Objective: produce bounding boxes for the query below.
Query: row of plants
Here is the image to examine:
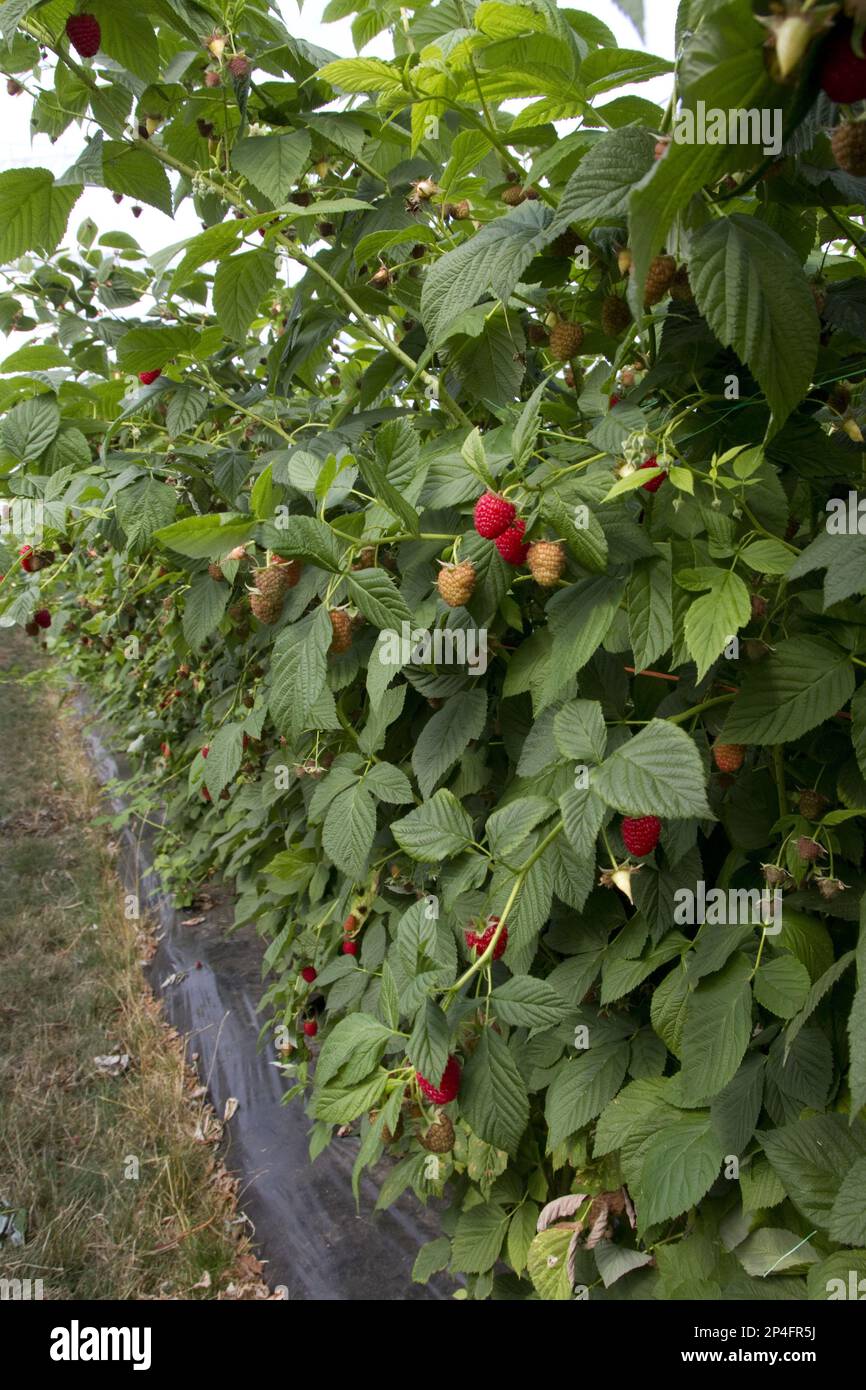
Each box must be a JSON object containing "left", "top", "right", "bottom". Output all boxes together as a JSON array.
[{"left": 2, "top": 0, "right": 866, "bottom": 1299}]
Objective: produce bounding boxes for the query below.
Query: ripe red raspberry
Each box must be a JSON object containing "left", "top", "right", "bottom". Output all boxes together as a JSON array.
[
  {"left": 138, "top": 369, "right": 161, "bottom": 385},
  {"left": 201, "top": 786, "right": 211, "bottom": 802},
  {"left": 19, "top": 545, "right": 37, "bottom": 573},
  {"left": 621, "top": 815, "right": 661, "bottom": 857},
  {"left": 818, "top": 21, "right": 866, "bottom": 103},
  {"left": 465, "top": 916, "right": 508, "bottom": 960},
  {"left": 34, "top": 609, "right": 51, "bottom": 629},
  {"left": 416, "top": 1055, "right": 461, "bottom": 1104},
  {"left": 343, "top": 940, "right": 358, "bottom": 955},
  {"left": 639, "top": 456, "right": 667, "bottom": 493},
  {"left": 343, "top": 913, "right": 359, "bottom": 934},
  {"left": 201, "top": 745, "right": 209, "bottom": 758},
  {"left": 303, "top": 1019, "right": 318, "bottom": 1038},
  {"left": 160, "top": 742, "right": 171, "bottom": 759},
  {"left": 300, "top": 966, "right": 317, "bottom": 984},
  {"left": 609, "top": 394, "right": 621, "bottom": 409},
  {"left": 494, "top": 518, "right": 529, "bottom": 565},
  {"left": 473, "top": 492, "right": 516, "bottom": 539},
  {"left": 712, "top": 743, "right": 746, "bottom": 773},
  {"left": 66, "top": 13, "right": 101, "bottom": 58}
]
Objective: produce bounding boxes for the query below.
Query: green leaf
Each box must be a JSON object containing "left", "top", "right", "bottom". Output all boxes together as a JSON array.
[
  {"left": 182, "top": 574, "right": 229, "bottom": 650},
  {"left": 627, "top": 548, "right": 673, "bottom": 672},
  {"left": 213, "top": 250, "right": 276, "bottom": 341},
  {"left": 230, "top": 131, "right": 312, "bottom": 205},
  {"left": 593, "top": 719, "right": 710, "bottom": 819},
  {"left": 1, "top": 394, "right": 59, "bottom": 461},
  {"left": 761, "top": 1115, "right": 866, "bottom": 1229},
  {"left": 116, "top": 324, "right": 201, "bottom": 373},
  {"left": 628, "top": 6, "right": 780, "bottom": 306},
  {"left": 451, "top": 1202, "right": 509, "bottom": 1274},
  {"left": 102, "top": 142, "right": 172, "bottom": 214},
  {"left": 461, "top": 1028, "right": 530, "bottom": 1156},
  {"left": 491, "top": 976, "right": 565, "bottom": 1031},
  {"left": 486, "top": 796, "right": 553, "bottom": 859},
  {"left": 542, "top": 491, "right": 608, "bottom": 574},
  {"left": 850, "top": 897, "right": 866, "bottom": 1119},
  {"left": 201, "top": 724, "right": 243, "bottom": 797},
  {"left": 322, "top": 782, "right": 376, "bottom": 878},
  {"left": 316, "top": 1013, "right": 393, "bottom": 1087},
  {"left": 407, "top": 1000, "right": 450, "bottom": 1084},
  {"left": 393, "top": 789, "right": 475, "bottom": 862},
  {"left": 754, "top": 956, "right": 811, "bottom": 1020},
  {"left": 364, "top": 761, "right": 414, "bottom": 804},
  {"left": 412, "top": 690, "right": 487, "bottom": 800},
  {"left": 827, "top": 1156, "right": 866, "bottom": 1246},
  {"left": 115, "top": 477, "right": 177, "bottom": 547},
  {"left": 689, "top": 215, "right": 819, "bottom": 434},
  {"left": 547, "top": 126, "right": 657, "bottom": 233},
  {"left": 412, "top": 1236, "right": 451, "bottom": 1284},
  {"left": 553, "top": 699, "right": 607, "bottom": 764},
  {"left": 677, "top": 954, "right": 753, "bottom": 1105},
  {"left": 720, "top": 637, "right": 856, "bottom": 746},
  {"left": 545, "top": 1043, "right": 630, "bottom": 1150},
  {"left": 166, "top": 386, "right": 208, "bottom": 438},
  {"left": 735, "top": 1227, "right": 818, "bottom": 1278},
  {"left": 539, "top": 576, "right": 626, "bottom": 709},
  {"left": 89, "top": 0, "right": 159, "bottom": 81},
  {"left": 635, "top": 1115, "right": 724, "bottom": 1231},
  {"left": 154, "top": 512, "right": 255, "bottom": 560},
  {"left": 739, "top": 539, "right": 796, "bottom": 576},
  {"left": 272, "top": 515, "right": 342, "bottom": 571},
  {"left": 421, "top": 200, "right": 553, "bottom": 345},
  {"left": 681, "top": 567, "right": 751, "bottom": 681},
  {"left": 345, "top": 567, "right": 411, "bottom": 629},
  {"left": 506, "top": 1202, "right": 539, "bottom": 1276},
  {"left": 0, "top": 342, "right": 70, "bottom": 372},
  {"left": 0, "top": 168, "right": 80, "bottom": 261}
]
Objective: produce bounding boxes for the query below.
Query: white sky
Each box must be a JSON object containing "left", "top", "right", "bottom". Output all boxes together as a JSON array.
[{"left": 1, "top": 1, "right": 678, "bottom": 255}]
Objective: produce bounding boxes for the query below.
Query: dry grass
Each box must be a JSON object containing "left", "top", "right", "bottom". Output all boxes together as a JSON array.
[{"left": 0, "top": 632, "right": 271, "bottom": 1300}]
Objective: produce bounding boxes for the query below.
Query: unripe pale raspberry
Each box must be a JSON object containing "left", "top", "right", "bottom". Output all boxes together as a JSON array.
[
  {"left": 329, "top": 609, "right": 353, "bottom": 653},
  {"left": 527, "top": 541, "right": 565, "bottom": 588},
  {"left": 549, "top": 320, "right": 585, "bottom": 361},
  {"left": 419, "top": 1113, "right": 455, "bottom": 1152},
  {"left": 437, "top": 560, "right": 476, "bottom": 607},
  {"left": 831, "top": 121, "right": 866, "bottom": 176},
  {"left": 601, "top": 296, "right": 632, "bottom": 337},
  {"left": 643, "top": 255, "right": 677, "bottom": 307},
  {"left": 712, "top": 743, "right": 746, "bottom": 773}
]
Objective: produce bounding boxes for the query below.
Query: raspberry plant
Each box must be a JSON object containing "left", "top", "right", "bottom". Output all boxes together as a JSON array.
[{"left": 2, "top": 0, "right": 866, "bottom": 1301}]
